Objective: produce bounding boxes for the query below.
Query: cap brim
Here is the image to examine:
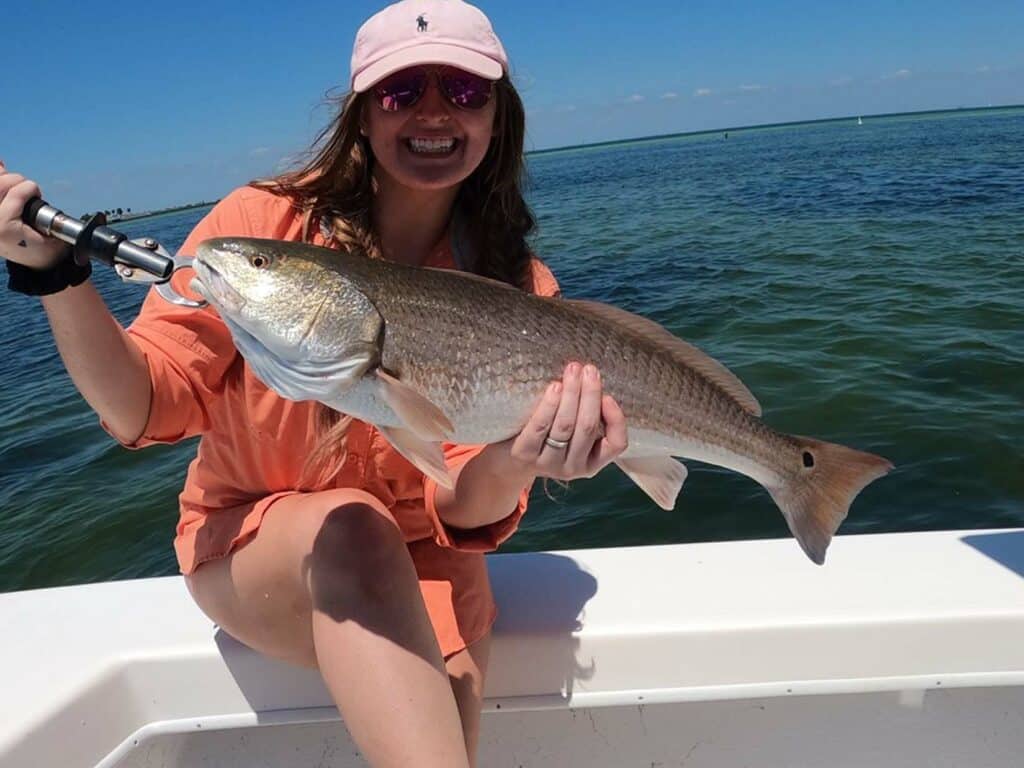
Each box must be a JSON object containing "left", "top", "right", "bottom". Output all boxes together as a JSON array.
[{"left": 352, "top": 43, "right": 503, "bottom": 92}]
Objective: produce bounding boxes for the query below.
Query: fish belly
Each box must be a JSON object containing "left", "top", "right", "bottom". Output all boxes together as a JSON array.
[{"left": 327, "top": 373, "right": 540, "bottom": 444}]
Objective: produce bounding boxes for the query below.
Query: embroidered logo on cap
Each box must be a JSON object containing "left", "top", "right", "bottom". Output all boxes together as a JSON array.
[{"left": 416, "top": 14, "right": 428, "bottom": 32}]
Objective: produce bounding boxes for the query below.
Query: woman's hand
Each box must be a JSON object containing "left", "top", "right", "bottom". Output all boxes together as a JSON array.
[
  {"left": 507, "top": 362, "right": 628, "bottom": 481},
  {"left": 432, "top": 362, "right": 628, "bottom": 533},
  {"left": 0, "top": 161, "right": 69, "bottom": 269}
]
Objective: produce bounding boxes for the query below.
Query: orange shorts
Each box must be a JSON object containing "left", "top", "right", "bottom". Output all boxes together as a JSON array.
[{"left": 180, "top": 489, "right": 496, "bottom": 659}]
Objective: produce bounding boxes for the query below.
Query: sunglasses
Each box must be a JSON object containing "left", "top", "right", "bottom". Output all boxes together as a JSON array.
[{"left": 373, "top": 66, "right": 495, "bottom": 112}]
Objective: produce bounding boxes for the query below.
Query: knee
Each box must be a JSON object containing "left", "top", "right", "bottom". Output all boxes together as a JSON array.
[
  {"left": 317, "top": 498, "right": 403, "bottom": 561},
  {"left": 303, "top": 492, "right": 409, "bottom": 606}
]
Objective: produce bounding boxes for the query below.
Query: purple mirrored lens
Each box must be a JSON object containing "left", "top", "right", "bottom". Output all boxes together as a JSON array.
[
  {"left": 440, "top": 69, "right": 493, "bottom": 110},
  {"left": 373, "top": 67, "right": 493, "bottom": 112},
  {"left": 375, "top": 70, "right": 427, "bottom": 111}
]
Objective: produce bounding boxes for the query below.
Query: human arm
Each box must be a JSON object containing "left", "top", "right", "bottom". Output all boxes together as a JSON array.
[
  {"left": 1, "top": 168, "right": 258, "bottom": 447},
  {"left": 41, "top": 283, "right": 153, "bottom": 443},
  {"left": 0, "top": 164, "right": 151, "bottom": 442}
]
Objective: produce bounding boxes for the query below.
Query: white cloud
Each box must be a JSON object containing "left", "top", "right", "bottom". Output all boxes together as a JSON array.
[
  {"left": 660, "top": 91, "right": 679, "bottom": 100},
  {"left": 884, "top": 68, "right": 912, "bottom": 80},
  {"left": 626, "top": 94, "right": 645, "bottom": 103},
  {"left": 694, "top": 88, "right": 713, "bottom": 97},
  {"left": 977, "top": 65, "right": 991, "bottom": 73},
  {"left": 738, "top": 84, "right": 763, "bottom": 92}
]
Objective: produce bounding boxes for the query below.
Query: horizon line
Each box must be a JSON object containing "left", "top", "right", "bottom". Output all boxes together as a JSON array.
[{"left": 526, "top": 102, "right": 1024, "bottom": 156}]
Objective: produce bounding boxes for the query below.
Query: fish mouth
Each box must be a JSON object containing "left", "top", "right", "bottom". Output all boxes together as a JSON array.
[{"left": 191, "top": 259, "right": 247, "bottom": 314}]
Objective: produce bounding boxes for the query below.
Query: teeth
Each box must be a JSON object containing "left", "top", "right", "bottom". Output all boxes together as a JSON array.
[{"left": 408, "top": 137, "right": 456, "bottom": 154}]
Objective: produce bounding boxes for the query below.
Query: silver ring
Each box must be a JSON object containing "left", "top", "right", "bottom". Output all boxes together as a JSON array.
[{"left": 544, "top": 436, "right": 570, "bottom": 450}]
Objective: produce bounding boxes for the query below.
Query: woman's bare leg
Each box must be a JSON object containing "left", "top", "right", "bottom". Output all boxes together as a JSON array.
[
  {"left": 185, "top": 490, "right": 470, "bottom": 768},
  {"left": 446, "top": 632, "right": 491, "bottom": 767}
]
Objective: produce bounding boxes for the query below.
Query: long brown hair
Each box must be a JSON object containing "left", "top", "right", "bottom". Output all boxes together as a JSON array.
[{"left": 253, "top": 76, "right": 535, "bottom": 487}]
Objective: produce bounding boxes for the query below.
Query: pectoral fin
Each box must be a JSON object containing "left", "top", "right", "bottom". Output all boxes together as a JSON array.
[
  {"left": 379, "top": 426, "right": 454, "bottom": 490},
  {"left": 615, "top": 456, "right": 688, "bottom": 511},
  {"left": 376, "top": 369, "right": 454, "bottom": 442}
]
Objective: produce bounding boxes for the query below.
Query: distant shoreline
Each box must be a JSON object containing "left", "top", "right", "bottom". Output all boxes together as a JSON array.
[
  {"left": 106, "top": 200, "right": 218, "bottom": 225},
  {"left": 526, "top": 103, "right": 1024, "bottom": 157}
]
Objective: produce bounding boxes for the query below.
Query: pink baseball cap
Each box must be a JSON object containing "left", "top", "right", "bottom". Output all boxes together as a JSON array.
[{"left": 350, "top": 0, "right": 508, "bottom": 93}]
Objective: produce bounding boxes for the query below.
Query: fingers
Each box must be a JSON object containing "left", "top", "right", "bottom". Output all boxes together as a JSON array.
[
  {"left": 539, "top": 362, "right": 581, "bottom": 468},
  {"left": 0, "top": 174, "right": 40, "bottom": 218},
  {"left": 548, "top": 363, "right": 581, "bottom": 443},
  {"left": 509, "top": 362, "right": 629, "bottom": 481},
  {"left": 0, "top": 160, "right": 43, "bottom": 225},
  {"left": 508, "top": 363, "right": 583, "bottom": 471},
  {"left": 0, "top": 169, "right": 64, "bottom": 265},
  {"left": 508, "top": 380, "right": 562, "bottom": 464},
  {"left": 0, "top": 169, "right": 28, "bottom": 202},
  {"left": 0, "top": 160, "right": 25, "bottom": 196},
  {"left": 565, "top": 364, "right": 603, "bottom": 471},
  {"left": 586, "top": 395, "right": 629, "bottom": 471},
  {"left": 0, "top": 178, "right": 46, "bottom": 249}
]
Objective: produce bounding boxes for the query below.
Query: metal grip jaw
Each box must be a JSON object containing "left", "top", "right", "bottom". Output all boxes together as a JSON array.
[{"left": 21, "top": 197, "right": 207, "bottom": 308}]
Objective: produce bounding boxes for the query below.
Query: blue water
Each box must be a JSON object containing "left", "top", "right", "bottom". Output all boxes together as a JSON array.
[{"left": 2, "top": 107, "right": 1022, "bottom": 590}]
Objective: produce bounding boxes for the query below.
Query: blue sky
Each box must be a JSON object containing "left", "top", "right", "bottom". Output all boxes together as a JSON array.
[{"left": 2, "top": 0, "right": 1020, "bottom": 215}]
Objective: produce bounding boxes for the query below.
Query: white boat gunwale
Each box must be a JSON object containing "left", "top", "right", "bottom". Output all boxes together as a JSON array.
[{"left": 3, "top": 527, "right": 1023, "bottom": 767}]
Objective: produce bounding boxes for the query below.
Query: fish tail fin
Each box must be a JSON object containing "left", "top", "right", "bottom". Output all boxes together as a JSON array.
[{"left": 768, "top": 437, "right": 893, "bottom": 565}]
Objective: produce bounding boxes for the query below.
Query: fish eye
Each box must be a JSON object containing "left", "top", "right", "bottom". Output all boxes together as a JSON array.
[{"left": 249, "top": 253, "right": 272, "bottom": 269}]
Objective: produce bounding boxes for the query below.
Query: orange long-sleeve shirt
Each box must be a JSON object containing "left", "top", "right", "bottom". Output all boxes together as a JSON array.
[{"left": 108, "top": 186, "right": 560, "bottom": 574}]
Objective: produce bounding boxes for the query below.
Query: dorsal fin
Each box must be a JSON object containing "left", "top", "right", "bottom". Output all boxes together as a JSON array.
[{"left": 564, "top": 299, "right": 762, "bottom": 417}]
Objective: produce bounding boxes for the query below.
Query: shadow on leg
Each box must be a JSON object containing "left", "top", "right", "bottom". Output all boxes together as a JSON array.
[{"left": 447, "top": 631, "right": 492, "bottom": 767}]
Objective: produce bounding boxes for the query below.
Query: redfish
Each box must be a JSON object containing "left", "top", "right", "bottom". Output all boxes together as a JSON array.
[{"left": 191, "top": 237, "right": 892, "bottom": 564}]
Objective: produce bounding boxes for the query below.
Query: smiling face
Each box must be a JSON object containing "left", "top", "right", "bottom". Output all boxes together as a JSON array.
[{"left": 362, "top": 67, "right": 498, "bottom": 191}]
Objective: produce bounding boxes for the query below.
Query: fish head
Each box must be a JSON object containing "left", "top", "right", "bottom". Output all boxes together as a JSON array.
[{"left": 190, "top": 237, "right": 383, "bottom": 398}]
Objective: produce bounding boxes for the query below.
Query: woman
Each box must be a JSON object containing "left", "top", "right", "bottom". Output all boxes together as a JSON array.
[{"left": 0, "top": 1, "right": 627, "bottom": 765}]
